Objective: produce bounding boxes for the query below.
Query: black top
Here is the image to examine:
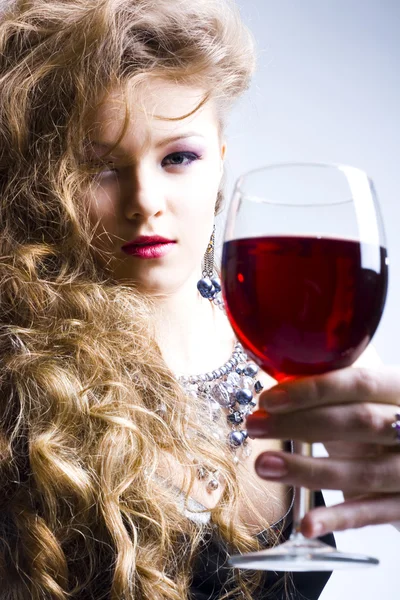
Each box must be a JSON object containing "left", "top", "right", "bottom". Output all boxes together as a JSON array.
[{"left": 190, "top": 491, "right": 334, "bottom": 600}]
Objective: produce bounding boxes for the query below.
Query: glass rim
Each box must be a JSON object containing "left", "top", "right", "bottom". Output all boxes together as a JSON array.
[{"left": 235, "top": 161, "right": 374, "bottom": 207}]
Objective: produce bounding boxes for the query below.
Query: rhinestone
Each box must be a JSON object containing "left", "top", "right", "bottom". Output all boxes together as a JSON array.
[
  {"left": 197, "top": 466, "right": 208, "bottom": 480},
  {"left": 228, "top": 412, "right": 244, "bottom": 425},
  {"left": 239, "top": 405, "right": 254, "bottom": 416},
  {"left": 207, "top": 479, "right": 220, "bottom": 492},
  {"left": 227, "top": 372, "right": 241, "bottom": 387},
  {"left": 242, "top": 443, "right": 252, "bottom": 458},
  {"left": 224, "top": 383, "right": 234, "bottom": 396},
  {"left": 235, "top": 389, "right": 253, "bottom": 405},
  {"left": 235, "top": 364, "right": 245, "bottom": 375},
  {"left": 205, "top": 372, "right": 214, "bottom": 381},
  {"left": 229, "top": 431, "right": 246, "bottom": 447},
  {"left": 241, "top": 376, "right": 254, "bottom": 389},
  {"left": 220, "top": 366, "right": 228, "bottom": 376},
  {"left": 245, "top": 363, "right": 259, "bottom": 377},
  {"left": 211, "top": 382, "right": 232, "bottom": 408},
  {"left": 254, "top": 380, "right": 264, "bottom": 394}
]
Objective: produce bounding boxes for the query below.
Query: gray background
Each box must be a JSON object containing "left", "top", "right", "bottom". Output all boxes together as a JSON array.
[
  {"left": 219, "top": 0, "right": 399, "bottom": 365},
  {"left": 219, "top": 2, "right": 400, "bottom": 598}
]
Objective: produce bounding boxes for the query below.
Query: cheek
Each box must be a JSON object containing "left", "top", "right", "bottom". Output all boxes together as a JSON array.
[
  {"left": 177, "top": 161, "right": 221, "bottom": 215},
  {"left": 173, "top": 181, "right": 218, "bottom": 233},
  {"left": 173, "top": 176, "right": 219, "bottom": 258}
]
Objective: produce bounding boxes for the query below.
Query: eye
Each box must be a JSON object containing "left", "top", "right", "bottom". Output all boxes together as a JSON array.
[{"left": 162, "top": 151, "right": 200, "bottom": 168}]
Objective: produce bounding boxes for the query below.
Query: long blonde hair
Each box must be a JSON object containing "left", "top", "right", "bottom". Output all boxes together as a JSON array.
[{"left": 0, "top": 1, "right": 274, "bottom": 598}]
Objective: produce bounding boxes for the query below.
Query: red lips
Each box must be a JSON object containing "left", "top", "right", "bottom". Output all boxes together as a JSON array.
[
  {"left": 121, "top": 235, "right": 176, "bottom": 260},
  {"left": 122, "top": 235, "right": 175, "bottom": 249}
]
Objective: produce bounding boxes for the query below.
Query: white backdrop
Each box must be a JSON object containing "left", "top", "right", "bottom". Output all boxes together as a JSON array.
[
  {"left": 219, "top": 2, "right": 400, "bottom": 598},
  {"left": 219, "top": 0, "right": 400, "bottom": 365}
]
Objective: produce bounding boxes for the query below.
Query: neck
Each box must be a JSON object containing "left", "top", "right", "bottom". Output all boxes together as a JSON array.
[{"left": 150, "top": 272, "right": 235, "bottom": 376}]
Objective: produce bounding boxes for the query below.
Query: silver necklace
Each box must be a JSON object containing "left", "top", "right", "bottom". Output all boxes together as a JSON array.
[
  {"left": 176, "top": 257, "right": 264, "bottom": 492},
  {"left": 177, "top": 340, "right": 264, "bottom": 492}
]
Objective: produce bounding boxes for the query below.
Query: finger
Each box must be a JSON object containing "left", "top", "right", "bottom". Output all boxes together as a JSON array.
[
  {"left": 301, "top": 494, "right": 400, "bottom": 538},
  {"left": 247, "top": 403, "right": 400, "bottom": 446},
  {"left": 258, "top": 367, "right": 400, "bottom": 413},
  {"left": 254, "top": 451, "right": 400, "bottom": 494}
]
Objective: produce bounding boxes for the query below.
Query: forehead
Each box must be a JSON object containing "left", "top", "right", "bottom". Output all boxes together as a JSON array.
[{"left": 87, "top": 78, "right": 218, "bottom": 153}]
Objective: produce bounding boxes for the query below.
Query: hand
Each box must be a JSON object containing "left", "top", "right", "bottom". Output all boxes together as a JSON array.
[{"left": 246, "top": 367, "right": 400, "bottom": 538}]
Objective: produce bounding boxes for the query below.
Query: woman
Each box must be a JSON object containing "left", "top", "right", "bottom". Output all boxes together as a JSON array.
[{"left": 0, "top": 1, "right": 399, "bottom": 599}]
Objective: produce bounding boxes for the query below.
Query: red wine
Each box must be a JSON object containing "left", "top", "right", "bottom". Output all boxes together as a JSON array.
[{"left": 222, "top": 236, "right": 388, "bottom": 381}]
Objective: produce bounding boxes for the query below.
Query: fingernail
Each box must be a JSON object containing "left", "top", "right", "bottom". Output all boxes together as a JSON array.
[
  {"left": 262, "top": 389, "right": 291, "bottom": 412},
  {"left": 257, "top": 455, "right": 288, "bottom": 478}
]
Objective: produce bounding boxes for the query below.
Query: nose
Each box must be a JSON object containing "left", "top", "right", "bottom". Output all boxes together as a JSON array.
[{"left": 122, "top": 165, "right": 165, "bottom": 220}]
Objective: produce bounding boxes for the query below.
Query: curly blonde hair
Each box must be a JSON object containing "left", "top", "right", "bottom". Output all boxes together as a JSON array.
[{"left": 0, "top": 1, "right": 276, "bottom": 598}]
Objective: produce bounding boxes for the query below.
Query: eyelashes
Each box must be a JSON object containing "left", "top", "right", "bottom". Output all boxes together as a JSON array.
[
  {"left": 86, "top": 151, "right": 201, "bottom": 179},
  {"left": 161, "top": 151, "right": 201, "bottom": 167}
]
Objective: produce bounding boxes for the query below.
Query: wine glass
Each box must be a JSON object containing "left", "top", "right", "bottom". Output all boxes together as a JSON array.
[{"left": 221, "top": 162, "right": 388, "bottom": 571}]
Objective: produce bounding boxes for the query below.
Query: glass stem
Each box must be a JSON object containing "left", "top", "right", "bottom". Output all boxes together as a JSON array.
[{"left": 290, "top": 441, "right": 314, "bottom": 540}]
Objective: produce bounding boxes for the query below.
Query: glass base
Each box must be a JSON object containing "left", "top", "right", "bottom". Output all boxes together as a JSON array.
[{"left": 229, "top": 537, "right": 379, "bottom": 572}]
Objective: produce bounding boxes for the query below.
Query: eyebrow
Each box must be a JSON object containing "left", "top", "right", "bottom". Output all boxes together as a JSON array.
[{"left": 88, "top": 133, "right": 205, "bottom": 153}]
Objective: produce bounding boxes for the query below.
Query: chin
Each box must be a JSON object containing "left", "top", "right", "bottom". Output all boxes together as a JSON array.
[{"left": 112, "top": 271, "right": 179, "bottom": 295}]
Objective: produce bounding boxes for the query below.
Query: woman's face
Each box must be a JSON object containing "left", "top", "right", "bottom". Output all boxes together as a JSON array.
[{"left": 85, "top": 78, "right": 226, "bottom": 295}]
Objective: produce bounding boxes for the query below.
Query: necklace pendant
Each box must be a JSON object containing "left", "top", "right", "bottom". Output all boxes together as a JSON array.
[{"left": 196, "top": 466, "right": 208, "bottom": 480}]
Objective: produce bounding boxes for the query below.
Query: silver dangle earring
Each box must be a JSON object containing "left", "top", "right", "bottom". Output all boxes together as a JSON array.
[{"left": 197, "top": 225, "right": 224, "bottom": 309}]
